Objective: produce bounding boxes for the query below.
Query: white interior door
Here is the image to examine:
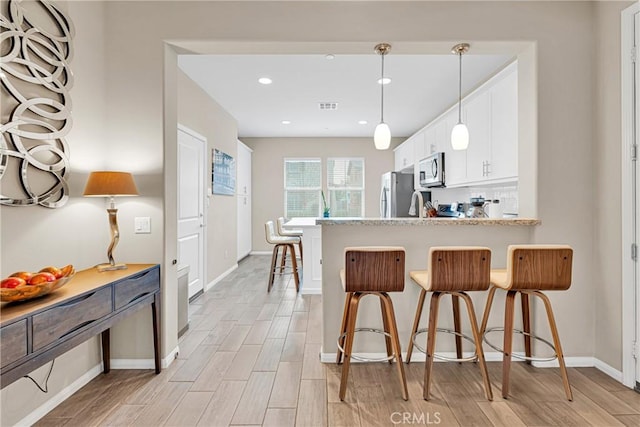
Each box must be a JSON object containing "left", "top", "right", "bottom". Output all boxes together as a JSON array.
[
  {"left": 237, "top": 140, "right": 252, "bottom": 260},
  {"left": 178, "top": 126, "right": 206, "bottom": 299}
]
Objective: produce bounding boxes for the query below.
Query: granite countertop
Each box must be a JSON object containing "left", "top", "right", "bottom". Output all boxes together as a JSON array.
[{"left": 315, "top": 217, "right": 541, "bottom": 226}]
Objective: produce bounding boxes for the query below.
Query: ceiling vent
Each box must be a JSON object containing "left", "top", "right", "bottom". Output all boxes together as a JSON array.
[{"left": 318, "top": 102, "right": 338, "bottom": 111}]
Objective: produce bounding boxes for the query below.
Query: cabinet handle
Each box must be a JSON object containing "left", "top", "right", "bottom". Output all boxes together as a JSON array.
[{"left": 486, "top": 161, "right": 491, "bottom": 176}]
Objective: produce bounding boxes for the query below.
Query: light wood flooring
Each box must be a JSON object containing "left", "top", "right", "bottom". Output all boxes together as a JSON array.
[{"left": 36, "top": 255, "right": 640, "bottom": 426}]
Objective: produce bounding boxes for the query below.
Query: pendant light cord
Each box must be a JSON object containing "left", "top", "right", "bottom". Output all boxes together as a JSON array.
[
  {"left": 458, "top": 50, "right": 463, "bottom": 124},
  {"left": 380, "top": 52, "right": 385, "bottom": 123}
]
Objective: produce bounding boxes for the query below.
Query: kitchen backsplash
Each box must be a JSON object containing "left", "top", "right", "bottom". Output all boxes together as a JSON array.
[{"left": 430, "top": 183, "right": 519, "bottom": 217}]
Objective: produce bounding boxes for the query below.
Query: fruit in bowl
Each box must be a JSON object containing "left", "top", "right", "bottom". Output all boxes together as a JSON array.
[{"left": 1, "top": 265, "right": 75, "bottom": 302}]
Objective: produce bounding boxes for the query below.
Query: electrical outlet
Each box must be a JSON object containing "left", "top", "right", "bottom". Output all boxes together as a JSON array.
[{"left": 135, "top": 217, "right": 151, "bottom": 234}]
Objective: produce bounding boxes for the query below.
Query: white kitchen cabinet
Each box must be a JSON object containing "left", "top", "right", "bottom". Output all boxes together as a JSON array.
[
  {"left": 464, "top": 90, "right": 492, "bottom": 182},
  {"left": 490, "top": 68, "right": 518, "bottom": 180},
  {"left": 394, "top": 137, "right": 414, "bottom": 172},
  {"left": 236, "top": 140, "right": 252, "bottom": 260}
]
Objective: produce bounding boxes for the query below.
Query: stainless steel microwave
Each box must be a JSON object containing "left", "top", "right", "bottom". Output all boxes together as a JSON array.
[{"left": 418, "top": 152, "right": 445, "bottom": 188}]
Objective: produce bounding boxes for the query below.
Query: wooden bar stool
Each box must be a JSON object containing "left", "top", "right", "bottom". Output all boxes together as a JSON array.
[
  {"left": 480, "top": 244, "right": 573, "bottom": 401},
  {"left": 336, "top": 246, "right": 408, "bottom": 401},
  {"left": 409, "top": 246, "right": 493, "bottom": 401},
  {"left": 264, "top": 221, "right": 300, "bottom": 292},
  {"left": 277, "top": 217, "right": 304, "bottom": 266}
]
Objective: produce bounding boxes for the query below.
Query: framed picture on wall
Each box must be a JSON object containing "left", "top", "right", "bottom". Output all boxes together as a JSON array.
[{"left": 212, "top": 148, "right": 235, "bottom": 195}]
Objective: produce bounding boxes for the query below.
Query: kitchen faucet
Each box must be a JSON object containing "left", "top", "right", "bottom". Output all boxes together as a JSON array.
[{"left": 409, "top": 190, "right": 425, "bottom": 218}]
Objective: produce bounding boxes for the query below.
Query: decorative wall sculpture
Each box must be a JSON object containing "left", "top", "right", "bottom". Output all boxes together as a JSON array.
[{"left": 0, "top": 0, "right": 75, "bottom": 208}]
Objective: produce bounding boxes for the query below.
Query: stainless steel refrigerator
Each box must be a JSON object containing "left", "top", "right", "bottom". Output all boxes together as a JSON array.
[{"left": 380, "top": 172, "right": 416, "bottom": 218}]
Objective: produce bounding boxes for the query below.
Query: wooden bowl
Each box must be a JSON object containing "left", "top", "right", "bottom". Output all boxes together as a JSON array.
[{"left": 1, "top": 268, "right": 75, "bottom": 303}]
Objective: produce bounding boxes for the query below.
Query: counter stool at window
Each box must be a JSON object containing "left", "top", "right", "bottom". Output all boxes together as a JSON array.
[
  {"left": 336, "top": 247, "right": 408, "bottom": 401},
  {"left": 264, "top": 221, "right": 300, "bottom": 293},
  {"left": 479, "top": 244, "right": 573, "bottom": 401},
  {"left": 277, "top": 217, "right": 304, "bottom": 267},
  {"left": 408, "top": 247, "right": 493, "bottom": 401}
]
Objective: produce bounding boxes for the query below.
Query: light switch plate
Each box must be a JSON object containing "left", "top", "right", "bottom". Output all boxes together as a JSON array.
[{"left": 135, "top": 217, "right": 151, "bottom": 234}]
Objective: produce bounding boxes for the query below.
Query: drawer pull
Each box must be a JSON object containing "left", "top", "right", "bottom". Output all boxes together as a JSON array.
[
  {"left": 127, "top": 292, "right": 151, "bottom": 305},
  {"left": 59, "top": 320, "right": 94, "bottom": 339},
  {"left": 59, "top": 292, "right": 95, "bottom": 307}
]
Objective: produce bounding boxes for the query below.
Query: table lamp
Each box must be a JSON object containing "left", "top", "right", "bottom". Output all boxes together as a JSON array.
[{"left": 83, "top": 171, "right": 139, "bottom": 272}]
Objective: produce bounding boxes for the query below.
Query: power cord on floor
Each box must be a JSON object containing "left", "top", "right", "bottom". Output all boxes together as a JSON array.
[{"left": 23, "top": 359, "right": 55, "bottom": 393}]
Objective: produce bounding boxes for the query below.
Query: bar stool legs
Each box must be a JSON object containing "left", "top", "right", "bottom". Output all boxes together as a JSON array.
[
  {"left": 480, "top": 287, "right": 573, "bottom": 401},
  {"left": 268, "top": 242, "right": 300, "bottom": 293},
  {"left": 336, "top": 292, "right": 408, "bottom": 401},
  {"left": 423, "top": 291, "right": 492, "bottom": 401}
]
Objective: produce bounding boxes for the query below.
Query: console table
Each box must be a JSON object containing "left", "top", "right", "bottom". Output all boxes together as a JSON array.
[{"left": 0, "top": 264, "right": 161, "bottom": 389}]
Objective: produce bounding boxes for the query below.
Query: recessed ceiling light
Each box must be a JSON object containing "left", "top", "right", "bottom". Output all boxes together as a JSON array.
[
  {"left": 258, "top": 77, "right": 273, "bottom": 85},
  {"left": 325, "top": 54, "right": 335, "bottom": 60},
  {"left": 358, "top": 120, "right": 368, "bottom": 125},
  {"left": 377, "top": 77, "right": 391, "bottom": 85},
  {"left": 281, "top": 120, "right": 291, "bottom": 125}
]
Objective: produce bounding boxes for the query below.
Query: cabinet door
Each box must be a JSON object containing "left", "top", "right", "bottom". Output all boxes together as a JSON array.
[
  {"left": 464, "top": 90, "right": 492, "bottom": 183},
  {"left": 442, "top": 111, "right": 467, "bottom": 186},
  {"left": 490, "top": 69, "right": 518, "bottom": 180},
  {"left": 394, "top": 138, "right": 414, "bottom": 172}
]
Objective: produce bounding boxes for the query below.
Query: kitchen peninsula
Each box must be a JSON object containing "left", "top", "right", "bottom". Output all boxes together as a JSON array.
[{"left": 315, "top": 216, "right": 540, "bottom": 361}]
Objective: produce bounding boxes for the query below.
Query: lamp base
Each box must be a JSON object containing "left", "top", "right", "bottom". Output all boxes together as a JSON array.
[{"left": 96, "top": 263, "right": 128, "bottom": 272}]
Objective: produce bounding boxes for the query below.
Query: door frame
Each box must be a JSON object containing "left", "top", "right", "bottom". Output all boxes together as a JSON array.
[
  {"left": 622, "top": 2, "right": 639, "bottom": 389},
  {"left": 177, "top": 123, "right": 208, "bottom": 300}
]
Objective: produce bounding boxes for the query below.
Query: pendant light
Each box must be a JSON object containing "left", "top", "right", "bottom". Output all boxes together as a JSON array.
[
  {"left": 451, "top": 43, "right": 470, "bottom": 150},
  {"left": 374, "top": 43, "right": 391, "bottom": 150}
]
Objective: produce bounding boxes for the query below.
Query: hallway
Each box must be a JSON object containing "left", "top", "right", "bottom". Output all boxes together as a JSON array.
[{"left": 35, "top": 256, "right": 640, "bottom": 426}]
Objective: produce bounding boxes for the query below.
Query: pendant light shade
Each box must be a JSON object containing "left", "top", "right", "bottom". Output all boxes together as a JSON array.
[
  {"left": 374, "top": 122, "right": 391, "bottom": 150},
  {"left": 374, "top": 43, "right": 391, "bottom": 150},
  {"left": 451, "top": 43, "right": 470, "bottom": 151}
]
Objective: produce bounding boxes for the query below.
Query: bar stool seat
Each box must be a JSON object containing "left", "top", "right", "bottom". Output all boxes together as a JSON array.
[
  {"left": 480, "top": 244, "right": 574, "bottom": 401},
  {"left": 336, "top": 246, "right": 408, "bottom": 401},
  {"left": 277, "top": 217, "right": 303, "bottom": 266},
  {"left": 408, "top": 246, "right": 493, "bottom": 401},
  {"left": 264, "top": 221, "right": 300, "bottom": 292}
]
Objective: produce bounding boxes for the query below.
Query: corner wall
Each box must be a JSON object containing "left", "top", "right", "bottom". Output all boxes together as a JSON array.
[{"left": 177, "top": 70, "right": 239, "bottom": 283}]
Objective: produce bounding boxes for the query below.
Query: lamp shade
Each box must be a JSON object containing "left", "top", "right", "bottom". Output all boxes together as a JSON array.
[
  {"left": 83, "top": 171, "right": 139, "bottom": 197},
  {"left": 451, "top": 123, "right": 469, "bottom": 151},
  {"left": 374, "top": 122, "right": 391, "bottom": 150}
]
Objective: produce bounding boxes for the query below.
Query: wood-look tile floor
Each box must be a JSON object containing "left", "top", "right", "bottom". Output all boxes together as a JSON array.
[{"left": 36, "top": 255, "right": 640, "bottom": 426}]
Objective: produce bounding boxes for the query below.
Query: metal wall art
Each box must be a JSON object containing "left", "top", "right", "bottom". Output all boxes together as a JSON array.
[{"left": 0, "top": 0, "right": 75, "bottom": 208}]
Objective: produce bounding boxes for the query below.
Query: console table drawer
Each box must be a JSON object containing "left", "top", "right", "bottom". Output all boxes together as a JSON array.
[
  {"left": 114, "top": 268, "right": 160, "bottom": 310},
  {"left": 0, "top": 320, "right": 27, "bottom": 368},
  {"left": 32, "top": 287, "right": 113, "bottom": 351}
]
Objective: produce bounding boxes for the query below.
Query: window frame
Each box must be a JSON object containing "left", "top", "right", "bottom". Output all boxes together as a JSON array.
[
  {"left": 283, "top": 157, "right": 322, "bottom": 218},
  {"left": 326, "top": 157, "right": 365, "bottom": 218}
]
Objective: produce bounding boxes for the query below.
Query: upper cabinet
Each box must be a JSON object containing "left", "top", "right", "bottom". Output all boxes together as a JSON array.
[
  {"left": 394, "top": 137, "right": 415, "bottom": 173},
  {"left": 413, "top": 61, "right": 518, "bottom": 189}
]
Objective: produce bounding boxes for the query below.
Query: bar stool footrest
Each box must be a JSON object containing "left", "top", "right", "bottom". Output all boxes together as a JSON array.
[
  {"left": 337, "top": 328, "right": 396, "bottom": 362},
  {"left": 411, "top": 328, "right": 478, "bottom": 362},
  {"left": 483, "top": 327, "right": 558, "bottom": 362}
]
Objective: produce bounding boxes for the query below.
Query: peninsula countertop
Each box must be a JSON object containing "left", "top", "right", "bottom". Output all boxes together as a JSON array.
[{"left": 315, "top": 217, "right": 540, "bottom": 226}]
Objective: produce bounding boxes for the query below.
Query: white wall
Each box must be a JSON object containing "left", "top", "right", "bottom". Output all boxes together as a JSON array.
[
  {"left": 243, "top": 137, "right": 399, "bottom": 252},
  {"left": 0, "top": 0, "right": 634, "bottom": 424},
  {"left": 178, "top": 70, "right": 240, "bottom": 283}
]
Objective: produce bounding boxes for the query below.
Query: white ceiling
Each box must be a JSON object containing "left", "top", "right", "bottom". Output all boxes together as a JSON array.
[{"left": 178, "top": 52, "right": 513, "bottom": 138}]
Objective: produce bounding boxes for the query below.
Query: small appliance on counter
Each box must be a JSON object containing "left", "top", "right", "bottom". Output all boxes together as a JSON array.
[
  {"left": 465, "top": 197, "right": 502, "bottom": 218},
  {"left": 436, "top": 203, "right": 465, "bottom": 218}
]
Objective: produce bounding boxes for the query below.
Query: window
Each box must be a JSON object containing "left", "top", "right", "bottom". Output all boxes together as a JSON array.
[
  {"left": 284, "top": 158, "right": 321, "bottom": 217},
  {"left": 327, "top": 158, "right": 364, "bottom": 217}
]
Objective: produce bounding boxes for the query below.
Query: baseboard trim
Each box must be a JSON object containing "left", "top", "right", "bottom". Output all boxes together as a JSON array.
[
  {"left": 204, "top": 264, "right": 238, "bottom": 292},
  {"left": 320, "top": 352, "right": 617, "bottom": 371},
  {"left": 593, "top": 358, "right": 624, "bottom": 382},
  {"left": 111, "top": 346, "right": 180, "bottom": 369},
  {"left": 300, "top": 288, "right": 322, "bottom": 295},
  {"left": 250, "top": 251, "right": 271, "bottom": 256},
  {"left": 18, "top": 363, "right": 103, "bottom": 427}
]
